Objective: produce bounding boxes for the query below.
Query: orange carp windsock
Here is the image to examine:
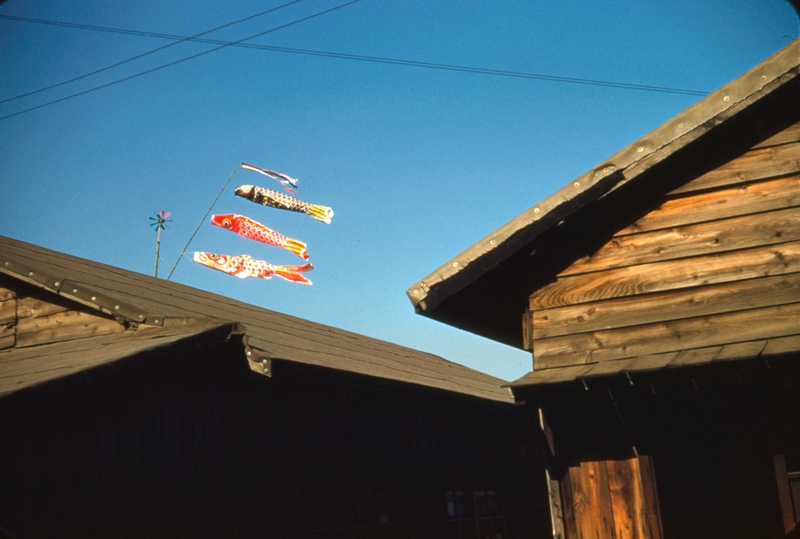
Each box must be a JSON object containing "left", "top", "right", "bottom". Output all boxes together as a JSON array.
[
  {"left": 192, "top": 252, "right": 313, "bottom": 285},
  {"left": 234, "top": 184, "right": 333, "bottom": 224},
  {"left": 210, "top": 213, "right": 309, "bottom": 261}
]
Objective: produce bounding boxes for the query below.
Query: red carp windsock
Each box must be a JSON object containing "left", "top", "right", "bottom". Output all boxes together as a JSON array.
[
  {"left": 192, "top": 252, "right": 313, "bottom": 285},
  {"left": 210, "top": 213, "right": 309, "bottom": 261},
  {"left": 234, "top": 184, "right": 333, "bottom": 224}
]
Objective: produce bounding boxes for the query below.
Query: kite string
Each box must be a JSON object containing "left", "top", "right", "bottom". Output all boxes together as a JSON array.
[{"left": 166, "top": 163, "right": 241, "bottom": 280}]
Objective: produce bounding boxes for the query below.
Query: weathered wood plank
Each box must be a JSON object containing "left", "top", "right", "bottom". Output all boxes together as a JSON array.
[
  {"left": 561, "top": 206, "right": 800, "bottom": 277},
  {"left": 559, "top": 469, "right": 579, "bottom": 539},
  {"left": 0, "top": 285, "right": 15, "bottom": 301},
  {"left": 607, "top": 458, "right": 649, "bottom": 539},
  {"left": 530, "top": 241, "right": 800, "bottom": 310},
  {"left": 16, "top": 295, "right": 71, "bottom": 319},
  {"left": 0, "top": 324, "right": 14, "bottom": 350},
  {"left": 752, "top": 120, "right": 800, "bottom": 149},
  {"left": 774, "top": 454, "right": 796, "bottom": 533},
  {"left": 534, "top": 302, "right": 800, "bottom": 369},
  {"left": 0, "top": 298, "right": 15, "bottom": 325},
  {"left": 16, "top": 310, "right": 124, "bottom": 347},
  {"left": 522, "top": 311, "right": 533, "bottom": 351},
  {"left": 669, "top": 142, "right": 800, "bottom": 195},
  {"left": 637, "top": 456, "right": 663, "bottom": 539},
  {"left": 618, "top": 175, "right": 800, "bottom": 235},
  {"left": 533, "top": 274, "right": 800, "bottom": 339},
  {"left": 763, "top": 334, "right": 800, "bottom": 356},
  {"left": 573, "top": 461, "right": 616, "bottom": 539},
  {"left": 0, "top": 334, "right": 14, "bottom": 350}
]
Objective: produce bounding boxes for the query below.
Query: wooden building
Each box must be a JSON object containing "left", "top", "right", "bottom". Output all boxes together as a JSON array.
[
  {"left": 0, "top": 235, "right": 552, "bottom": 538},
  {"left": 408, "top": 39, "right": 800, "bottom": 538}
]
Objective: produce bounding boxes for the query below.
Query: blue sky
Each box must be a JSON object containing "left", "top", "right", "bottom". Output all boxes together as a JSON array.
[{"left": 0, "top": 0, "right": 796, "bottom": 381}]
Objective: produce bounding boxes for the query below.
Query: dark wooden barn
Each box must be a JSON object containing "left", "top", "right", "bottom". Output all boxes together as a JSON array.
[
  {"left": 0, "top": 235, "right": 552, "bottom": 538},
  {"left": 408, "top": 39, "right": 800, "bottom": 539}
]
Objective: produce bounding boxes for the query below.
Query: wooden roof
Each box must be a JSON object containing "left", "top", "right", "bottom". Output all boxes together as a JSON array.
[
  {"left": 0, "top": 235, "right": 512, "bottom": 402},
  {"left": 407, "top": 39, "right": 800, "bottom": 349}
]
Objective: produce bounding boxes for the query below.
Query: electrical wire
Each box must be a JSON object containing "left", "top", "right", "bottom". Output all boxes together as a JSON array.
[
  {"left": 0, "top": 12, "right": 709, "bottom": 102},
  {"left": 0, "top": 0, "right": 361, "bottom": 122},
  {"left": 0, "top": 2, "right": 306, "bottom": 106}
]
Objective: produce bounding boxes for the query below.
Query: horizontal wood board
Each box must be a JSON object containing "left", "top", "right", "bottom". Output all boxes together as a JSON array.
[
  {"left": 531, "top": 240, "right": 800, "bottom": 310},
  {"left": 561, "top": 206, "right": 800, "bottom": 277},
  {"left": 533, "top": 273, "right": 800, "bottom": 339},
  {"left": 15, "top": 310, "right": 125, "bottom": 348},
  {"left": 668, "top": 141, "right": 800, "bottom": 195},
  {"left": 529, "top": 120, "right": 800, "bottom": 371},
  {"left": 534, "top": 302, "right": 800, "bottom": 369},
  {"left": 751, "top": 119, "right": 800, "bottom": 149},
  {"left": 0, "top": 319, "right": 236, "bottom": 396},
  {"left": 617, "top": 174, "right": 800, "bottom": 236}
]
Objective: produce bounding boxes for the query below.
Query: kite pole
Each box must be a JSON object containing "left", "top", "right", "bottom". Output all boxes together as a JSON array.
[
  {"left": 150, "top": 210, "right": 172, "bottom": 277},
  {"left": 166, "top": 163, "right": 241, "bottom": 280}
]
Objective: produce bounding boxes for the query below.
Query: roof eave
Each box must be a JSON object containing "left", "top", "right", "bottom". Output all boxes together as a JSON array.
[{"left": 408, "top": 38, "right": 800, "bottom": 316}]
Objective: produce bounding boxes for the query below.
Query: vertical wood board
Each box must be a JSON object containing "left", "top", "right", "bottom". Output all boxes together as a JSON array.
[
  {"left": 774, "top": 454, "right": 797, "bottom": 533},
  {"left": 636, "top": 457, "right": 663, "bottom": 539},
  {"left": 570, "top": 461, "right": 617, "bottom": 539},
  {"left": 606, "top": 458, "right": 649, "bottom": 539}
]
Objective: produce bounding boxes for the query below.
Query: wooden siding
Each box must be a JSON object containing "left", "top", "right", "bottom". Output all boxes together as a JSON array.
[
  {"left": 560, "top": 456, "right": 662, "bottom": 539},
  {"left": 0, "top": 277, "right": 124, "bottom": 352},
  {"left": 528, "top": 119, "right": 800, "bottom": 369}
]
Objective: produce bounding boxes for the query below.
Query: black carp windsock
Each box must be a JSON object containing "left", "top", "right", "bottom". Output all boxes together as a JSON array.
[{"left": 234, "top": 184, "right": 334, "bottom": 224}]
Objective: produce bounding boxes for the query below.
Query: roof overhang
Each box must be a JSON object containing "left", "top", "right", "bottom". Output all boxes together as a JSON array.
[{"left": 407, "top": 39, "right": 800, "bottom": 348}]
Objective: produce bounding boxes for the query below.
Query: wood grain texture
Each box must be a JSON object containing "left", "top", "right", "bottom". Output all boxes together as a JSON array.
[
  {"left": 0, "top": 298, "right": 15, "bottom": 325},
  {"left": 751, "top": 120, "right": 800, "bottom": 149},
  {"left": 561, "top": 206, "right": 800, "bottom": 277},
  {"left": 533, "top": 274, "right": 800, "bottom": 339},
  {"left": 607, "top": 458, "right": 649, "bottom": 539},
  {"left": 0, "top": 324, "right": 14, "bottom": 350},
  {"left": 570, "top": 461, "right": 617, "bottom": 539},
  {"left": 534, "top": 302, "right": 800, "bottom": 369},
  {"left": 669, "top": 142, "right": 800, "bottom": 195},
  {"left": 560, "top": 467, "right": 579, "bottom": 539},
  {"left": 16, "top": 310, "right": 124, "bottom": 347},
  {"left": 773, "top": 454, "right": 797, "bottom": 533},
  {"left": 0, "top": 285, "right": 15, "bottom": 301},
  {"left": 530, "top": 241, "right": 800, "bottom": 310},
  {"left": 16, "top": 295, "right": 71, "bottom": 319},
  {"left": 618, "top": 175, "right": 800, "bottom": 235},
  {"left": 0, "top": 334, "right": 14, "bottom": 350},
  {"left": 637, "top": 457, "right": 663, "bottom": 539}
]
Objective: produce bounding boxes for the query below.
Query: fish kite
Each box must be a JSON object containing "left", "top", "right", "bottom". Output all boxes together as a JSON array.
[
  {"left": 241, "top": 163, "right": 298, "bottom": 194},
  {"left": 211, "top": 213, "right": 309, "bottom": 261},
  {"left": 193, "top": 252, "right": 313, "bottom": 285},
  {"left": 234, "top": 184, "right": 333, "bottom": 224}
]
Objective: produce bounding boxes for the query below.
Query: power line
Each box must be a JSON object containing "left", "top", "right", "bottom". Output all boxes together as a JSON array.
[
  {"left": 0, "top": 13, "right": 710, "bottom": 101},
  {"left": 0, "top": 0, "right": 361, "bottom": 121},
  {"left": 0, "top": 1, "right": 307, "bottom": 105}
]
